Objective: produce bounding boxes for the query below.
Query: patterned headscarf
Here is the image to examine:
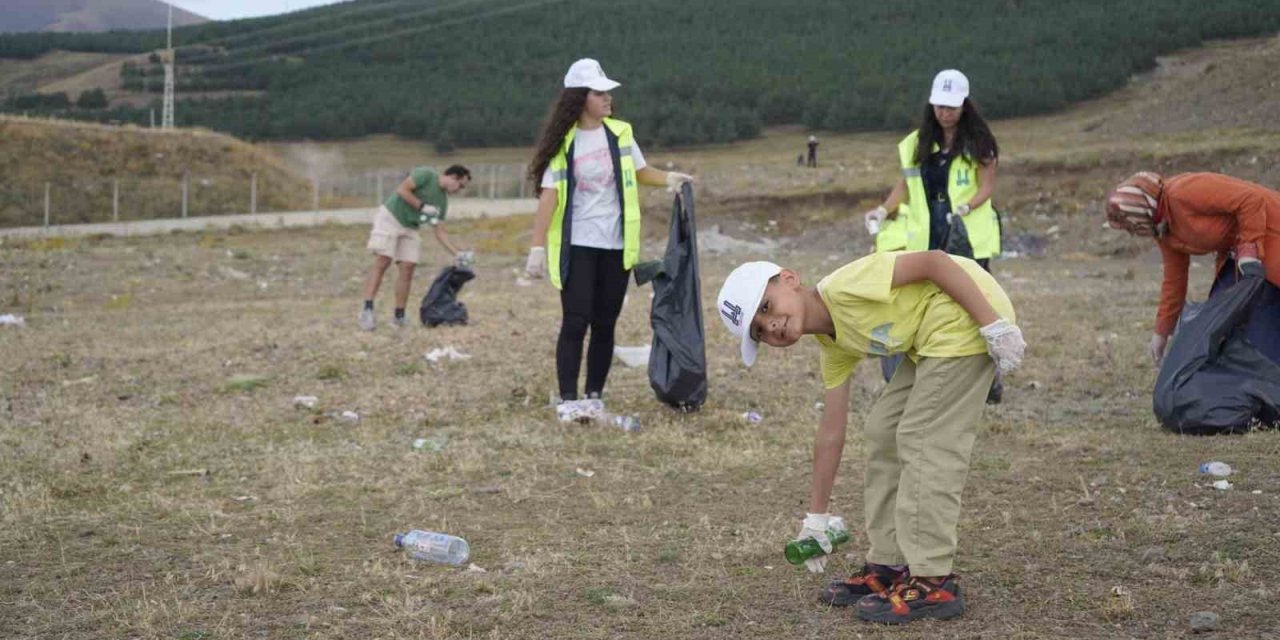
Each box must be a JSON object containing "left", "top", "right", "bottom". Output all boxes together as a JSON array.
[{"left": 1105, "top": 171, "right": 1165, "bottom": 237}]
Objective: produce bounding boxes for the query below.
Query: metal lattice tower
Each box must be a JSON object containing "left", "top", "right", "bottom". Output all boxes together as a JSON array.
[{"left": 161, "top": 1, "right": 175, "bottom": 130}]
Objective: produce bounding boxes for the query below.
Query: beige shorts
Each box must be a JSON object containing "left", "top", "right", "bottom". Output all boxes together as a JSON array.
[{"left": 366, "top": 205, "right": 421, "bottom": 264}]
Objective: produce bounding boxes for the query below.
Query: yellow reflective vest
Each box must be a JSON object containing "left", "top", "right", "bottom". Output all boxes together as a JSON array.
[
  {"left": 546, "top": 118, "right": 642, "bottom": 290},
  {"left": 878, "top": 130, "right": 1000, "bottom": 259}
]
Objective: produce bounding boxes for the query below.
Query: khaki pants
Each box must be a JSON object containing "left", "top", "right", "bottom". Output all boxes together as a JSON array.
[{"left": 862, "top": 354, "right": 994, "bottom": 576}]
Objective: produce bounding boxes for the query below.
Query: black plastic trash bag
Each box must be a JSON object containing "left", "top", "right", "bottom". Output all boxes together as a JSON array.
[
  {"left": 1153, "top": 273, "right": 1280, "bottom": 435},
  {"left": 419, "top": 266, "right": 474, "bottom": 328},
  {"left": 633, "top": 183, "right": 707, "bottom": 410}
]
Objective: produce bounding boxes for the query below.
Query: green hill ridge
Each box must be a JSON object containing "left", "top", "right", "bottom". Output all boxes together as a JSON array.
[{"left": 2, "top": 0, "right": 1279, "bottom": 147}]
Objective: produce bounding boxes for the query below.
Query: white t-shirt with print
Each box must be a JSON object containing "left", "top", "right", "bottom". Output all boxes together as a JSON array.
[{"left": 540, "top": 126, "right": 647, "bottom": 250}]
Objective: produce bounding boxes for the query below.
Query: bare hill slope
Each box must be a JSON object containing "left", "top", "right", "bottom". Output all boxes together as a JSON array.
[
  {"left": 1, "top": 0, "right": 207, "bottom": 34},
  {"left": 0, "top": 116, "right": 311, "bottom": 227}
]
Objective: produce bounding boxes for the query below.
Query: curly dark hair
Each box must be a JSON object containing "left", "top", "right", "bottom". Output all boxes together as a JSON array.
[
  {"left": 913, "top": 98, "right": 998, "bottom": 167},
  {"left": 528, "top": 87, "right": 590, "bottom": 193}
]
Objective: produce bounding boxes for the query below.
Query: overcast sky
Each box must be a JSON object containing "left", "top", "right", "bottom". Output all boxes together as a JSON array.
[{"left": 168, "top": 1, "right": 348, "bottom": 21}]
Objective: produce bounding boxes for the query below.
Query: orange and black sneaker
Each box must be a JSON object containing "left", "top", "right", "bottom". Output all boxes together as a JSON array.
[
  {"left": 856, "top": 574, "right": 965, "bottom": 624},
  {"left": 818, "top": 563, "right": 907, "bottom": 607}
]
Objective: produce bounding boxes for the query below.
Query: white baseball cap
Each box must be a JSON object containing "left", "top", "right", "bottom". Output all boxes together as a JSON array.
[
  {"left": 563, "top": 58, "right": 620, "bottom": 92},
  {"left": 716, "top": 261, "right": 782, "bottom": 366},
  {"left": 929, "top": 69, "right": 969, "bottom": 108}
]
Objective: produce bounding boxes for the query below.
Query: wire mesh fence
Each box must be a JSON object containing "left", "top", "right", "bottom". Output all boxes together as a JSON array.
[{"left": 0, "top": 163, "right": 531, "bottom": 228}]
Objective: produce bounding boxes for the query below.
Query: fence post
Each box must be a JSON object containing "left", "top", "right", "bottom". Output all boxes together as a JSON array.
[
  {"left": 312, "top": 178, "right": 319, "bottom": 213},
  {"left": 112, "top": 179, "right": 119, "bottom": 222},
  {"left": 376, "top": 174, "right": 384, "bottom": 204},
  {"left": 489, "top": 165, "right": 497, "bottom": 199},
  {"left": 250, "top": 172, "right": 257, "bottom": 214},
  {"left": 519, "top": 165, "right": 526, "bottom": 199},
  {"left": 44, "top": 182, "right": 50, "bottom": 228},
  {"left": 181, "top": 174, "right": 189, "bottom": 218}
]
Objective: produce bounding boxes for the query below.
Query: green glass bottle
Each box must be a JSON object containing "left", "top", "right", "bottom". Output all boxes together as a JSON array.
[{"left": 784, "top": 528, "right": 851, "bottom": 565}]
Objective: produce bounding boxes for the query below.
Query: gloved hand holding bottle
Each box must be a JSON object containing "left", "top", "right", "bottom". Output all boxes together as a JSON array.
[{"left": 795, "top": 513, "right": 847, "bottom": 573}]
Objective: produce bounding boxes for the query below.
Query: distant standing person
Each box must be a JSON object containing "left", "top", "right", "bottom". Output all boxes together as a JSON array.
[
  {"left": 807, "top": 135, "right": 819, "bottom": 168},
  {"left": 1105, "top": 171, "right": 1280, "bottom": 366},
  {"left": 524, "top": 58, "right": 692, "bottom": 405},
  {"left": 358, "top": 165, "right": 472, "bottom": 330},
  {"left": 862, "top": 70, "right": 1004, "bottom": 401}
]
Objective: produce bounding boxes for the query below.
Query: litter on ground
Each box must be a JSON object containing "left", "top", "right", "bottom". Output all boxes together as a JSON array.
[{"left": 425, "top": 346, "right": 472, "bottom": 363}]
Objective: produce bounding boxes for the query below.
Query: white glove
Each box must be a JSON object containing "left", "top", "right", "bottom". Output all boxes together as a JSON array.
[
  {"left": 864, "top": 206, "right": 887, "bottom": 235},
  {"left": 1148, "top": 333, "right": 1169, "bottom": 366},
  {"left": 455, "top": 250, "right": 475, "bottom": 269},
  {"left": 798, "top": 513, "right": 846, "bottom": 573},
  {"left": 954, "top": 203, "right": 972, "bottom": 217},
  {"left": 665, "top": 171, "right": 693, "bottom": 193},
  {"left": 525, "top": 246, "right": 546, "bottom": 279},
  {"left": 979, "top": 319, "right": 1026, "bottom": 375},
  {"left": 419, "top": 204, "right": 441, "bottom": 226}
]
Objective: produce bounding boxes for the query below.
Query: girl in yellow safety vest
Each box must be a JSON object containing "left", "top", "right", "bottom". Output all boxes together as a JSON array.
[
  {"left": 864, "top": 69, "right": 1000, "bottom": 266},
  {"left": 860, "top": 70, "right": 1004, "bottom": 401},
  {"left": 524, "top": 58, "right": 692, "bottom": 405}
]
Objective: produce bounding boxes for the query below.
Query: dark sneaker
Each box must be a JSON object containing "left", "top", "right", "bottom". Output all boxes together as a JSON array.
[
  {"left": 857, "top": 575, "right": 964, "bottom": 624},
  {"left": 818, "top": 563, "right": 907, "bottom": 606}
]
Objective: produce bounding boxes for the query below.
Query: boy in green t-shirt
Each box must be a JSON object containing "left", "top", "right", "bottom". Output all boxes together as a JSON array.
[
  {"left": 359, "top": 164, "right": 471, "bottom": 330},
  {"left": 716, "top": 250, "right": 1025, "bottom": 624}
]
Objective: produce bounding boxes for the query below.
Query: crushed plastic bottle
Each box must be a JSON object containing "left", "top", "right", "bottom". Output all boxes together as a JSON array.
[
  {"left": 393, "top": 530, "right": 470, "bottom": 565},
  {"left": 607, "top": 414, "right": 642, "bottom": 433},
  {"left": 1200, "top": 462, "right": 1232, "bottom": 477},
  {"left": 742, "top": 411, "right": 763, "bottom": 424}
]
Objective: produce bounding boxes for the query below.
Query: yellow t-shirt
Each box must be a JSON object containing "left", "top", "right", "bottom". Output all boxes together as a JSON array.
[{"left": 814, "top": 251, "right": 1016, "bottom": 389}]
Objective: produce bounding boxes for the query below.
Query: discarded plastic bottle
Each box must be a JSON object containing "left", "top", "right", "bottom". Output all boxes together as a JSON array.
[
  {"left": 866, "top": 217, "right": 881, "bottom": 235},
  {"left": 742, "top": 411, "right": 763, "bottom": 424},
  {"left": 784, "top": 528, "right": 852, "bottom": 565},
  {"left": 393, "top": 530, "right": 470, "bottom": 566},
  {"left": 607, "top": 414, "right": 642, "bottom": 433},
  {"left": 1199, "top": 462, "right": 1232, "bottom": 477}
]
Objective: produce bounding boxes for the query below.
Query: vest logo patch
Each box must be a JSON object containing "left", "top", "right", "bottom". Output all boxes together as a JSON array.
[
  {"left": 721, "top": 300, "right": 743, "bottom": 328},
  {"left": 956, "top": 169, "right": 971, "bottom": 187}
]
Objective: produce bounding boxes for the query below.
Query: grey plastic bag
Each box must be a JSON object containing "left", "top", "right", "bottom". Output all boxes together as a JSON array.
[{"left": 633, "top": 183, "right": 707, "bottom": 410}]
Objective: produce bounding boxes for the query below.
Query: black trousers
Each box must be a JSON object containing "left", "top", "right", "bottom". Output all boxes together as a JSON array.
[{"left": 557, "top": 246, "right": 630, "bottom": 399}]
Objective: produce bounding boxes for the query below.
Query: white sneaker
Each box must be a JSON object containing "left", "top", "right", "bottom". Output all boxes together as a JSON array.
[
  {"left": 391, "top": 315, "right": 408, "bottom": 329},
  {"left": 358, "top": 308, "right": 375, "bottom": 331}
]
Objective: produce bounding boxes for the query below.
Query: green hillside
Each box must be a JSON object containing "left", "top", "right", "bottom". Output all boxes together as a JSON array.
[{"left": 3, "top": 0, "right": 1279, "bottom": 147}]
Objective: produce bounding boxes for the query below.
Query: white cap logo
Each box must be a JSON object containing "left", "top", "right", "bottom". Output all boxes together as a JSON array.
[
  {"left": 721, "top": 300, "right": 743, "bottom": 327},
  {"left": 929, "top": 69, "right": 969, "bottom": 108}
]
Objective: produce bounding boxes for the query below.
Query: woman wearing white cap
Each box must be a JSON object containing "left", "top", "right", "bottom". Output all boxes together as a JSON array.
[
  {"left": 862, "top": 70, "right": 1003, "bottom": 400},
  {"left": 524, "top": 58, "right": 692, "bottom": 405}
]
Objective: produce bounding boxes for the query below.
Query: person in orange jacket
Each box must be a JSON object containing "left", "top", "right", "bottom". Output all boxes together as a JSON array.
[{"left": 1105, "top": 171, "right": 1280, "bottom": 366}]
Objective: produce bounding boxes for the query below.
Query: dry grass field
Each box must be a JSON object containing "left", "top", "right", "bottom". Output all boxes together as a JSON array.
[{"left": 4, "top": 35, "right": 1280, "bottom": 640}]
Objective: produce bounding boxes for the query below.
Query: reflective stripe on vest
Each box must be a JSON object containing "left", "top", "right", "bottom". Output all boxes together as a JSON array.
[
  {"left": 546, "top": 118, "right": 642, "bottom": 290},
  {"left": 897, "top": 130, "right": 1001, "bottom": 259}
]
